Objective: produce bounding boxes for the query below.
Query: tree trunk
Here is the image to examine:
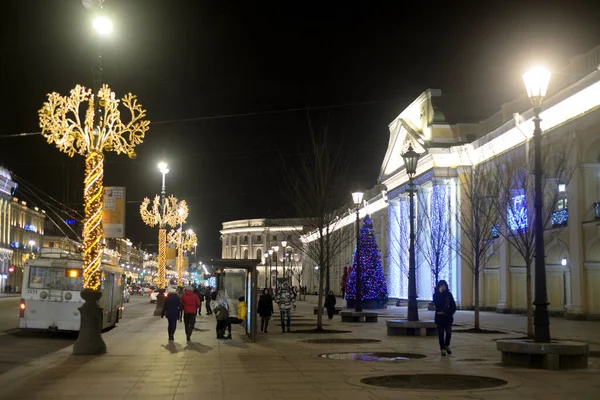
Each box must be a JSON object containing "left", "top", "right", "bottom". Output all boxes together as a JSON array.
[
  {"left": 474, "top": 263, "right": 480, "bottom": 330},
  {"left": 316, "top": 267, "right": 325, "bottom": 330},
  {"left": 526, "top": 260, "right": 534, "bottom": 338}
]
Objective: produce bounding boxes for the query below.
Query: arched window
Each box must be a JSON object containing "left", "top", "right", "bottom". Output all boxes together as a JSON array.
[
  {"left": 256, "top": 249, "right": 262, "bottom": 260},
  {"left": 243, "top": 249, "right": 249, "bottom": 259}
]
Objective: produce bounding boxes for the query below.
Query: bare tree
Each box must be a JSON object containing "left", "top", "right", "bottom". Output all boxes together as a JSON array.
[
  {"left": 452, "top": 154, "right": 501, "bottom": 331},
  {"left": 492, "top": 138, "right": 573, "bottom": 337},
  {"left": 289, "top": 260, "right": 306, "bottom": 301},
  {"left": 284, "top": 120, "right": 349, "bottom": 330},
  {"left": 417, "top": 182, "right": 453, "bottom": 301}
]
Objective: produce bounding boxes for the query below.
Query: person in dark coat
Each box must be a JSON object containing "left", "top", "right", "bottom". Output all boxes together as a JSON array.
[
  {"left": 433, "top": 280, "right": 456, "bottom": 356},
  {"left": 161, "top": 291, "right": 182, "bottom": 342},
  {"left": 205, "top": 286, "right": 213, "bottom": 315},
  {"left": 257, "top": 288, "right": 274, "bottom": 333},
  {"left": 324, "top": 290, "right": 337, "bottom": 321}
]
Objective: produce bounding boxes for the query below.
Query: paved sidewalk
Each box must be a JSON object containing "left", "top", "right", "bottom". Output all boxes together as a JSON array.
[{"left": 0, "top": 298, "right": 598, "bottom": 400}]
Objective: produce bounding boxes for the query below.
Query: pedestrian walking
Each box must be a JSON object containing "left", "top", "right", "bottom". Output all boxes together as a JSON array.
[
  {"left": 180, "top": 286, "right": 200, "bottom": 341},
  {"left": 275, "top": 282, "right": 295, "bottom": 333},
  {"left": 194, "top": 286, "right": 203, "bottom": 316},
  {"left": 257, "top": 288, "right": 273, "bottom": 333},
  {"left": 212, "top": 291, "right": 229, "bottom": 339},
  {"left": 161, "top": 290, "right": 182, "bottom": 342},
  {"left": 205, "top": 286, "right": 213, "bottom": 315},
  {"left": 433, "top": 280, "right": 456, "bottom": 356},
  {"left": 324, "top": 290, "right": 337, "bottom": 320}
]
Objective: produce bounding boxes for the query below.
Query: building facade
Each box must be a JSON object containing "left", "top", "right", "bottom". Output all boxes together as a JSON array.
[
  {"left": 303, "top": 45, "right": 600, "bottom": 319},
  {"left": 220, "top": 218, "right": 306, "bottom": 289},
  {"left": 0, "top": 167, "right": 17, "bottom": 292}
]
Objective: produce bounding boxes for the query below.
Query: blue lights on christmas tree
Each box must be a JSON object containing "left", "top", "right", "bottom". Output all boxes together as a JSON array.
[{"left": 346, "top": 214, "right": 388, "bottom": 306}]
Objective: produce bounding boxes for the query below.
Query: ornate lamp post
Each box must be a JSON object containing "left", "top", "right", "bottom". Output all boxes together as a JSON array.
[
  {"left": 351, "top": 191, "right": 364, "bottom": 312},
  {"left": 263, "top": 253, "right": 269, "bottom": 288},
  {"left": 140, "top": 196, "right": 188, "bottom": 314},
  {"left": 402, "top": 143, "right": 421, "bottom": 322},
  {"left": 522, "top": 66, "right": 552, "bottom": 343},
  {"left": 268, "top": 249, "right": 274, "bottom": 288},
  {"left": 38, "top": 28, "right": 149, "bottom": 357},
  {"left": 281, "top": 240, "right": 287, "bottom": 285},
  {"left": 272, "top": 245, "right": 279, "bottom": 290},
  {"left": 169, "top": 228, "right": 197, "bottom": 287}
]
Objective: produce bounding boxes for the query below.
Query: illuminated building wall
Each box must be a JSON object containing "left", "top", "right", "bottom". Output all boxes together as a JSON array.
[{"left": 300, "top": 44, "right": 600, "bottom": 318}]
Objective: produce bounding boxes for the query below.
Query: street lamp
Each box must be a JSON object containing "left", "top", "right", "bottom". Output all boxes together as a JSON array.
[
  {"left": 268, "top": 249, "right": 274, "bottom": 288},
  {"left": 263, "top": 253, "right": 269, "bottom": 288},
  {"left": 402, "top": 143, "right": 421, "bottom": 322},
  {"left": 92, "top": 15, "right": 113, "bottom": 36},
  {"left": 273, "top": 245, "right": 279, "bottom": 290},
  {"left": 281, "top": 240, "right": 287, "bottom": 285},
  {"left": 352, "top": 191, "right": 364, "bottom": 312},
  {"left": 523, "top": 65, "right": 552, "bottom": 343}
]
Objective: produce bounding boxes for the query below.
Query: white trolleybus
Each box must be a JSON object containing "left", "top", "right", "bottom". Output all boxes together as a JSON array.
[{"left": 19, "top": 247, "right": 125, "bottom": 332}]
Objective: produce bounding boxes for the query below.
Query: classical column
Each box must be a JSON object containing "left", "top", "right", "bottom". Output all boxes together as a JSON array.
[
  {"left": 567, "top": 156, "right": 585, "bottom": 319},
  {"left": 496, "top": 238, "right": 510, "bottom": 313}
]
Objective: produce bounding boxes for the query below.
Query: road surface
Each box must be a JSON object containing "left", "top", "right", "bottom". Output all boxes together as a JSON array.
[{"left": 0, "top": 294, "right": 154, "bottom": 375}]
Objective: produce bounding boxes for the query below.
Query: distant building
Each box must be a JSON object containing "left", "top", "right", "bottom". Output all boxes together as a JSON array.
[
  {"left": 220, "top": 218, "right": 307, "bottom": 289},
  {"left": 0, "top": 166, "right": 17, "bottom": 292}
]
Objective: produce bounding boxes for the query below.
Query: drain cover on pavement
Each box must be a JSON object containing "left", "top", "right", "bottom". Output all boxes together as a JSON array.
[
  {"left": 304, "top": 338, "right": 380, "bottom": 344},
  {"left": 361, "top": 374, "right": 508, "bottom": 390},
  {"left": 320, "top": 352, "right": 425, "bottom": 361}
]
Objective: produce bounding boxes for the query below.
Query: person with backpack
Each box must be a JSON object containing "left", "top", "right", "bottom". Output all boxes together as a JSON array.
[
  {"left": 212, "top": 290, "right": 229, "bottom": 339},
  {"left": 324, "top": 290, "right": 337, "bottom": 321},
  {"left": 433, "top": 280, "right": 457, "bottom": 356}
]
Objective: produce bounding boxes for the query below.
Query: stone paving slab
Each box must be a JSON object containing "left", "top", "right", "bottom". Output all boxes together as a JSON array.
[{"left": 0, "top": 299, "right": 599, "bottom": 400}]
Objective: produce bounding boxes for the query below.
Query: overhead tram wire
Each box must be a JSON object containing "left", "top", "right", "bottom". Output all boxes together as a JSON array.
[
  {"left": 11, "top": 172, "right": 85, "bottom": 219},
  {"left": 15, "top": 186, "right": 83, "bottom": 242},
  {"left": 0, "top": 91, "right": 502, "bottom": 139}
]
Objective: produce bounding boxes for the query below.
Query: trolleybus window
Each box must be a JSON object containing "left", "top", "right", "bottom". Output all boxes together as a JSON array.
[{"left": 28, "top": 267, "right": 83, "bottom": 291}]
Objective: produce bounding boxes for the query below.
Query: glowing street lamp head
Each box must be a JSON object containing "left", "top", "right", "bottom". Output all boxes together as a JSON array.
[
  {"left": 158, "top": 162, "right": 169, "bottom": 175},
  {"left": 28, "top": 240, "right": 36, "bottom": 246},
  {"left": 268, "top": 249, "right": 273, "bottom": 255},
  {"left": 352, "top": 191, "right": 364, "bottom": 206},
  {"left": 92, "top": 15, "right": 113, "bottom": 36},
  {"left": 523, "top": 66, "right": 551, "bottom": 108}
]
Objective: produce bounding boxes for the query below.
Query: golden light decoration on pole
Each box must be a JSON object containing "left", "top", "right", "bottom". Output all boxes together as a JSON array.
[
  {"left": 168, "top": 228, "right": 197, "bottom": 286},
  {"left": 39, "top": 84, "right": 150, "bottom": 290},
  {"left": 140, "top": 195, "right": 188, "bottom": 290}
]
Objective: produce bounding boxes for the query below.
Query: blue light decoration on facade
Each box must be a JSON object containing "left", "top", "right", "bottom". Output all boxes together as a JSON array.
[
  {"left": 10, "top": 241, "right": 19, "bottom": 249},
  {"left": 507, "top": 194, "right": 528, "bottom": 231},
  {"left": 491, "top": 224, "right": 500, "bottom": 238},
  {"left": 64, "top": 219, "right": 77, "bottom": 225},
  {"left": 346, "top": 214, "right": 388, "bottom": 307},
  {"left": 595, "top": 202, "right": 600, "bottom": 220},
  {"left": 551, "top": 209, "right": 568, "bottom": 227},
  {"left": 24, "top": 224, "right": 37, "bottom": 233}
]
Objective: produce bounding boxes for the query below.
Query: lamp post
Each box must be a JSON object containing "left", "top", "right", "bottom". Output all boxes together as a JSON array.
[
  {"left": 263, "top": 253, "right": 269, "bottom": 288},
  {"left": 268, "top": 249, "right": 274, "bottom": 288},
  {"left": 402, "top": 143, "right": 421, "bottom": 322},
  {"left": 156, "top": 162, "right": 169, "bottom": 309},
  {"left": 351, "top": 191, "right": 364, "bottom": 312},
  {"left": 281, "top": 240, "right": 287, "bottom": 286},
  {"left": 273, "top": 245, "right": 279, "bottom": 290},
  {"left": 39, "top": 5, "right": 150, "bottom": 355},
  {"left": 522, "top": 66, "right": 552, "bottom": 343},
  {"left": 140, "top": 195, "right": 188, "bottom": 314}
]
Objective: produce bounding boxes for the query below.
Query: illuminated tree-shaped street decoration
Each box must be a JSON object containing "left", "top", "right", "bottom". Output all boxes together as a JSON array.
[
  {"left": 140, "top": 195, "right": 188, "bottom": 289},
  {"left": 39, "top": 84, "right": 149, "bottom": 290},
  {"left": 168, "top": 228, "right": 197, "bottom": 286}
]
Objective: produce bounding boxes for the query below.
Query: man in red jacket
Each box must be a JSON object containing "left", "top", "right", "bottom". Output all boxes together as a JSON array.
[{"left": 180, "top": 286, "right": 200, "bottom": 341}]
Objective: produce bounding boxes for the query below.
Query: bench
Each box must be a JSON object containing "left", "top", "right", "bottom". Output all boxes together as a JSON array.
[
  {"left": 313, "top": 306, "right": 342, "bottom": 315},
  {"left": 340, "top": 311, "right": 378, "bottom": 323},
  {"left": 386, "top": 319, "right": 437, "bottom": 336},
  {"left": 497, "top": 339, "right": 589, "bottom": 370}
]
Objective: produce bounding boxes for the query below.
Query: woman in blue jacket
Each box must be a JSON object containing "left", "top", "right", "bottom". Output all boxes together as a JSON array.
[{"left": 161, "top": 291, "right": 182, "bottom": 342}]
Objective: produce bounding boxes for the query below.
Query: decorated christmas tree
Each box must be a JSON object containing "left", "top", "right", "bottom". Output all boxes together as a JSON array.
[{"left": 346, "top": 214, "right": 388, "bottom": 308}]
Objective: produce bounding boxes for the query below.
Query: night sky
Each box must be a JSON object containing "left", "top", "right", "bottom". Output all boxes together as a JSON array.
[{"left": 2, "top": 0, "right": 600, "bottom": 257}]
